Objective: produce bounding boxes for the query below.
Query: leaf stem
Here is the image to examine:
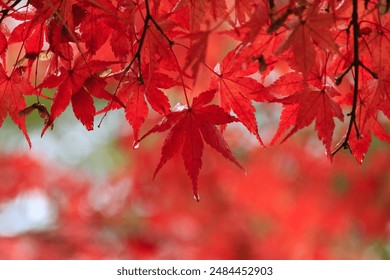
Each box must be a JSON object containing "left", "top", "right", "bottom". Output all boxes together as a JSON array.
[{"left": 334, "top": 63, "right": 352, "bottom": 85}]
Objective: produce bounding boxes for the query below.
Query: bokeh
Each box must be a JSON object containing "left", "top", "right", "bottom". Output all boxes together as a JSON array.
[{"left": 1, "top": 109, "right": 389, "bottom": 259}]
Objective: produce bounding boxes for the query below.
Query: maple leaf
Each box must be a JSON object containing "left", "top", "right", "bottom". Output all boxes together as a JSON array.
[
  {"left": 183, "top": 31, "right": 209, "bottom": 80},
  {"left": 0, "top": 66, "right": 37, "bottom": 147},
  {"left": 79, "top": 5, "right": 111, "bottom": 56},
  {"left": 239, "top": 1, "right": 268, "bottom": 45},
  {"left": 39, "top": 56, "right": 117, "bottom": 133},
  {"left": 8, "top": 20, "right": 46, "bottom": 59},
  {"left": 101, "top": 67, "right": 173, "bottom": 141},
  {"left": 11, "top": 0, "right": 77, "bottom": 61},
  {"left": 234, "top": 0, "right": 256, "bottom": 25},
  {"left": 29, "top": 0, "right": 75, "bottom": 28},
  {"left": 46, "top": 17, "right": 75, "bottom": 61},
  {"left": 107, "top": 1, "right": 136, "bottom": 60},
  {"left": 211, "top": 48, "right": 273, "bottom": 146},
  {"left": 275, "top": 4, "right": 339, "bottom": 78},
  {"left": 362, "top": 15, "right": 390, "bottom": 77},
  {"left": 224, "top": 29, "right": 284, "bottom": 80},
  {"left": 174, "top": 0, "right": 228, "bottom": 32},
  {"left": 346, "top": 79, "right": 390, "bottom": 164},
  {"left": 272, "top": 85, "right": 344, "bottom": 158},
  {"left": 137, "top": 89, "right": 244, "bottom": 200}
]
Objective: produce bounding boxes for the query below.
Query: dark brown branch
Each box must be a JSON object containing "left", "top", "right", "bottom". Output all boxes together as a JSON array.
[
  {"left": 98, "top": 1, "right": 151, "bottom": 127},
  {"left": 332, "top": 0, "right": 362, "bottom": 158},
  {"left": 0, "top": 0, "right": 22, "bottom": 23}
]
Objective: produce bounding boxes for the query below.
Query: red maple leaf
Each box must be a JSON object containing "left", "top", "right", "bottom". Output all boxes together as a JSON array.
[
  {"left": 174, "top": 0, "right": 228, "bottom": 32},
  {"left": 29, "top": 0, "right": 74, "bottom": 26},
  {"left": 79, "top": 8, "right": 110, "bottom": 56},
  {"left": 103, "top": 67, "right": 176, "bottom": 139},
  {"left": 275, "top": 2, "right": 339, "bottom": 78},
  {"left": 8, "top": 19, "right": 46, "bottom": 61},
  {"left": 102, "top": 67, "right": 173, "bottom": 141},
  {"left": 0, "top": 66, "right": 37, "bottom": 147},
  {"left": 107, "top": 1, "right": 136, "bottom": 60},
  {"left": 39, "top": 56, "right": 117, "bottom": 133},
  {"left": 137, "top": 89, "right": 244, "bottom": 200},
  {"left": 183, "top": 31, "right": 210, "bottom": 80},
  {"left": 142, "top": 16, "right": 178, "bottom": 72},
  {"left": 238, "top": 1, "right": 268, "bottom": 45},
  {"left": 211, "top": 47, "right": 273, "bottom": 146},
  {"left": 234, "top": 0, "right": 256, "bottom": 25},
  {"left": 273, "top": 87, "right": 344, "bottom": 157},
  {"left": 346, "top": 79, "right": 390, "bottom": 164},
  {"left": 10, "top": 0, "right": 77, "bottom": 61}
]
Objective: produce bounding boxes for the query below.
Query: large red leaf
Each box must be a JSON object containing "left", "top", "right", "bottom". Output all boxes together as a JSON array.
[
  {"left": 211, "top": 48, "right": 273, "bottom": 146},
  {"left": 274, "top": 87, "right": 344, "bottom": 157},
  {"left": 39, "top": 56, "right": 117, "bottom": 133},
  {"left": 138, "top": 89, "right": 244, "bottom": 200}
]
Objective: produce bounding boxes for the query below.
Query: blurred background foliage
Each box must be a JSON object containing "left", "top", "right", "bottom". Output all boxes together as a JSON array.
[{"left": 0, "top": 105, "right": 389, "bottom": 259}]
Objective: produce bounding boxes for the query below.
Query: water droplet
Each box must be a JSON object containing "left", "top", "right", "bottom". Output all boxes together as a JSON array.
[
  {"left": 133, "top": 141, "right": 140, "bottom": 149},
  {"left": 172, "top": 103, "right": 188, "bottom": 112},
  {"left": 214, "top": 63, "right": 221, "bottom": 75},
  {"left": 193, "top": 194, "right": 200, "bottom": 202}
]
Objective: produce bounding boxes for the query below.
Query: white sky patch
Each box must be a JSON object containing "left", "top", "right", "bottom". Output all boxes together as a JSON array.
[{"left": 0, "top": 190, "right": 56, "bottom": 237}]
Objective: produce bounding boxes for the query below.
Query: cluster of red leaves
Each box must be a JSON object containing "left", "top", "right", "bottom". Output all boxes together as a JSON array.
[
  {"left": 1, "top": 1, "right": 390, "bottom": 197},
  {"left": 1, "top": 139, "right": 390, "bottom": 259}
]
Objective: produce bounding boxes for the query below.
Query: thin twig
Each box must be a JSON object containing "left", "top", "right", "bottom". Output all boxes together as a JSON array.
[{"left": 98, "top": 0, "right": 154, "bottom": 127}]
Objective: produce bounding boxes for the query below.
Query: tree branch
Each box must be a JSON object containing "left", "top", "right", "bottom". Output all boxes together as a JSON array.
[{"left": 332, "top": 0, "right": 361, "bottom": 158}]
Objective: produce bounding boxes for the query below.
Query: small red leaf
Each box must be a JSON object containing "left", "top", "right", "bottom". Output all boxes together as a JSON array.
[{"left": 103, "top": 68, "right": 172, "bottom": 141}]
